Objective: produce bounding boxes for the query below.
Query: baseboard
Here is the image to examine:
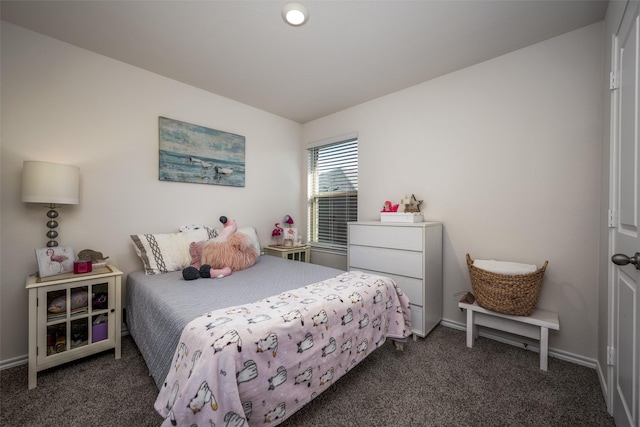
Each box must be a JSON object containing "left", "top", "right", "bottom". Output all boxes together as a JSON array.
[
  {"left": 0, "top": 324, "right": 130, "bottom": 371},
  {"left": 0, "top": 354, "right": 28, "bottom": 371},
  {"left": 439, "top": 319, "right": 597, "bottom": 369},
  {"left": 0, "top": 321, "right": 600, "bottom": 372},
  {"left": 595, "top": 359, "right": 613, "bottom": 414}
]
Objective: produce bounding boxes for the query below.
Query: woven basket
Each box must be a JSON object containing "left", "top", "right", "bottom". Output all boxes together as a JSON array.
[{"left": 466, "top": 253, "right": 548, "bottom": 316}]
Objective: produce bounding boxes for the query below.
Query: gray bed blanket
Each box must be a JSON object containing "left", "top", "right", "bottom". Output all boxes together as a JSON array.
[{"left": 126, "top": 255, "right": 344, "bottom": 388}]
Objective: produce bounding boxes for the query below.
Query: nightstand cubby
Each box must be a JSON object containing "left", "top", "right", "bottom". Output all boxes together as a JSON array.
[{"left": 25, "top": 265, "right": 122, "bottom": 389}]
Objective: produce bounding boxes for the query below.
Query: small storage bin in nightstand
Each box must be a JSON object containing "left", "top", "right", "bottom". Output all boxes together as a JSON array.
[
  {"left": 264, "top": 245, "right": 310, "bottom": 263},
  {"left": 92, "top": 317, "right": 108, "bottom": 343}
]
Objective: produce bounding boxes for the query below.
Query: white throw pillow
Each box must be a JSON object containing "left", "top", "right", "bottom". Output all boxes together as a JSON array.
[
  {"left": 131, "top": 227, "right": 217, "bottom": 274},
  {"left": 237, "top": 226, "right": 261, "bottom": 256}
]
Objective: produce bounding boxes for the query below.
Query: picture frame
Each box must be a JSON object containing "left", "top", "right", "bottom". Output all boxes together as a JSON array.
[
  {"left": 282, "top": 228, "right": 298, "bottom": 247},
  {"left": 159, "top": 117, "right": 246, "bottom": 187},
  {"left": 35, "top": 246, "right": 75, "bottom": 278}
]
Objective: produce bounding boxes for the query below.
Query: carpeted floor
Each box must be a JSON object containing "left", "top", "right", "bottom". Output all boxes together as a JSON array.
[{"left": 0, "top": 326, "right": 615, "bottom": 426}]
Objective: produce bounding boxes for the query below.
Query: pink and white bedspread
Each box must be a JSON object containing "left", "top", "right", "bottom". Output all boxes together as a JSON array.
[{"left": 155, "top": 271, "right": 411, "bottom": 426}]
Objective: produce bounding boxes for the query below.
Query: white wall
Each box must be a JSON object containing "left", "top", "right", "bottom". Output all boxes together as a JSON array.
[
  {"left": 0, "top": 22, "right": 304, "bottom": 363},
  {"left": 303, "top": 23, "right": 604, "bottom": 360}
]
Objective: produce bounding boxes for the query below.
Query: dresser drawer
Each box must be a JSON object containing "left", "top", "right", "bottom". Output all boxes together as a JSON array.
[
  {"left": 351, "top": 268, "right": 423, "bottom": 307},
  {"left": 349, "top": 245, "right": 423, "bottom": 279},
  {"left": 349, "top": 224, "right": 423, "bottom": 251},
  {"left": 387, "top": 274, "right": 423, "bottom": 307}
]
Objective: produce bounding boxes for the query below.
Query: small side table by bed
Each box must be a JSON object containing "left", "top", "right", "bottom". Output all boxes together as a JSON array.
[
  {"left": 26, "top": 265, "right": 122, "bottom": 389},
  {"left": 264, "top": 245, "right": 310, "bottom": 263}
]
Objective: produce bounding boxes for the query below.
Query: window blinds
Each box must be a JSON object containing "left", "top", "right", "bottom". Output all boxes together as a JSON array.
[{"left": 308, "top": 137, "right": 358, "bottom": 250}]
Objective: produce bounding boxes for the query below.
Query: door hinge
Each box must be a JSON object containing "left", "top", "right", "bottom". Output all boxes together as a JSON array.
[
  {"left": 607, "top": 346, "right": 616, "bottom": 366},
  {"left": 608, "top": 210, "right": 616, "bottom": 228},
  {"left": 610, "top": 71, "right": 618, "bottom": 90}
]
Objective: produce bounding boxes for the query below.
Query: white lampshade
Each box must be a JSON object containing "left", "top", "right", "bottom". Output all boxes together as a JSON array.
[{"left": 22, "top": 161, "right": 80, "bottom": 205}]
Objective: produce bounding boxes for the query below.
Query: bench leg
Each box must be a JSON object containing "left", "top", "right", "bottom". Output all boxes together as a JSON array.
[
  {"left": 540, "top": 327, "right": 549, "bottom": 371},
  {"left": 466, "top": 309, "right": 475, "bottom": 348}
]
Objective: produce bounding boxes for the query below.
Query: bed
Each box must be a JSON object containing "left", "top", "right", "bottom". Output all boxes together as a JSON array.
[{"left": 127, "top": 232, "right": 411, "bottom": 426}]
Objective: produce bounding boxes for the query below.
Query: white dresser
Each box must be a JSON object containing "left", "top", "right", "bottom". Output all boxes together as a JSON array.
[{"left": 347, "top": 221, "right": 443, "bottom": 338}]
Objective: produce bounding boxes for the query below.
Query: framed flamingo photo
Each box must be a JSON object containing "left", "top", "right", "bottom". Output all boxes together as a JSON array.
[{"left": 35, "top": 246, "right": 75, "bottom": 278}]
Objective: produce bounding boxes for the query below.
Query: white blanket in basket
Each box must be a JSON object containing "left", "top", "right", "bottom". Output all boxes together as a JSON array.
[{"left": 473, "top": 259, "right": 537, "bottom": 275}]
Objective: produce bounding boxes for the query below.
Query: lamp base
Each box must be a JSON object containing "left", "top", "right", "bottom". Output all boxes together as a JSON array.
[{"left": 45, "top": 204, "right": 60, "bottom": 247}]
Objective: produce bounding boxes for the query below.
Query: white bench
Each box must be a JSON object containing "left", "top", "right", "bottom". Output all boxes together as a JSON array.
[{"left": 458, "top": 301, "right": 559, "bottom": 371}]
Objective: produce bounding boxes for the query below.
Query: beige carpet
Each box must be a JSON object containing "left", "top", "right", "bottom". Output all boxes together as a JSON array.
[{"left": 0, "top": 326, "right": 614, "bottom": 426}]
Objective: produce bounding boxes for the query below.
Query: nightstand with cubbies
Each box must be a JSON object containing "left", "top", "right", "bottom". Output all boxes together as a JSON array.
[
  {"left": 263, "top": 245, "right": 310, "bottom": 263},
  {"left": 25, "top": 265, "right": 122, "bottom": 389}
]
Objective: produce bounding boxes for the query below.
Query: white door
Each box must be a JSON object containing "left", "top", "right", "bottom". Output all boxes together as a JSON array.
[{"left": 611, "top": 2, "right": 640, "bottom": 426}]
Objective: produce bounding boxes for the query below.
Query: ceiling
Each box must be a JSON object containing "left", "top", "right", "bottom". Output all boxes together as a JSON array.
[{"left": 1, "top": 1, "right": 608, "bottom": 123}]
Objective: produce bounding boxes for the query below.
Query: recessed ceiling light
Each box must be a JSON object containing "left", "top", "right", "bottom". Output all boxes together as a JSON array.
[{"left": 282, "top": 2, "right": 309, "bottom": 26}]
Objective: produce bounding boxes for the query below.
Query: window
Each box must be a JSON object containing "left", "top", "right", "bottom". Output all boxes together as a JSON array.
[{"left": 307, "top": 135, "right": 358, "bottom": 253}]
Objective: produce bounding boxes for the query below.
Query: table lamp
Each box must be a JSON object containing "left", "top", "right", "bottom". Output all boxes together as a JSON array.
[{"left": 21, "top": 161, "right": 80, "bottom": 247}]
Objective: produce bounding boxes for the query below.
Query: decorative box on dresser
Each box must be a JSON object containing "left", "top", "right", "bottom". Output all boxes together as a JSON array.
[
  {"left": 347, "top": 221, "right": 443, "bottom": 338},
  {"left": 25, "top": 265, "right": 123, "bottom": 389}
]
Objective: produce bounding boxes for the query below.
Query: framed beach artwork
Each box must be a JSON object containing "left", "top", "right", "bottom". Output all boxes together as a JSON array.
[{"left": 159, "top": 117, "right": 246, "bottom": 187}]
